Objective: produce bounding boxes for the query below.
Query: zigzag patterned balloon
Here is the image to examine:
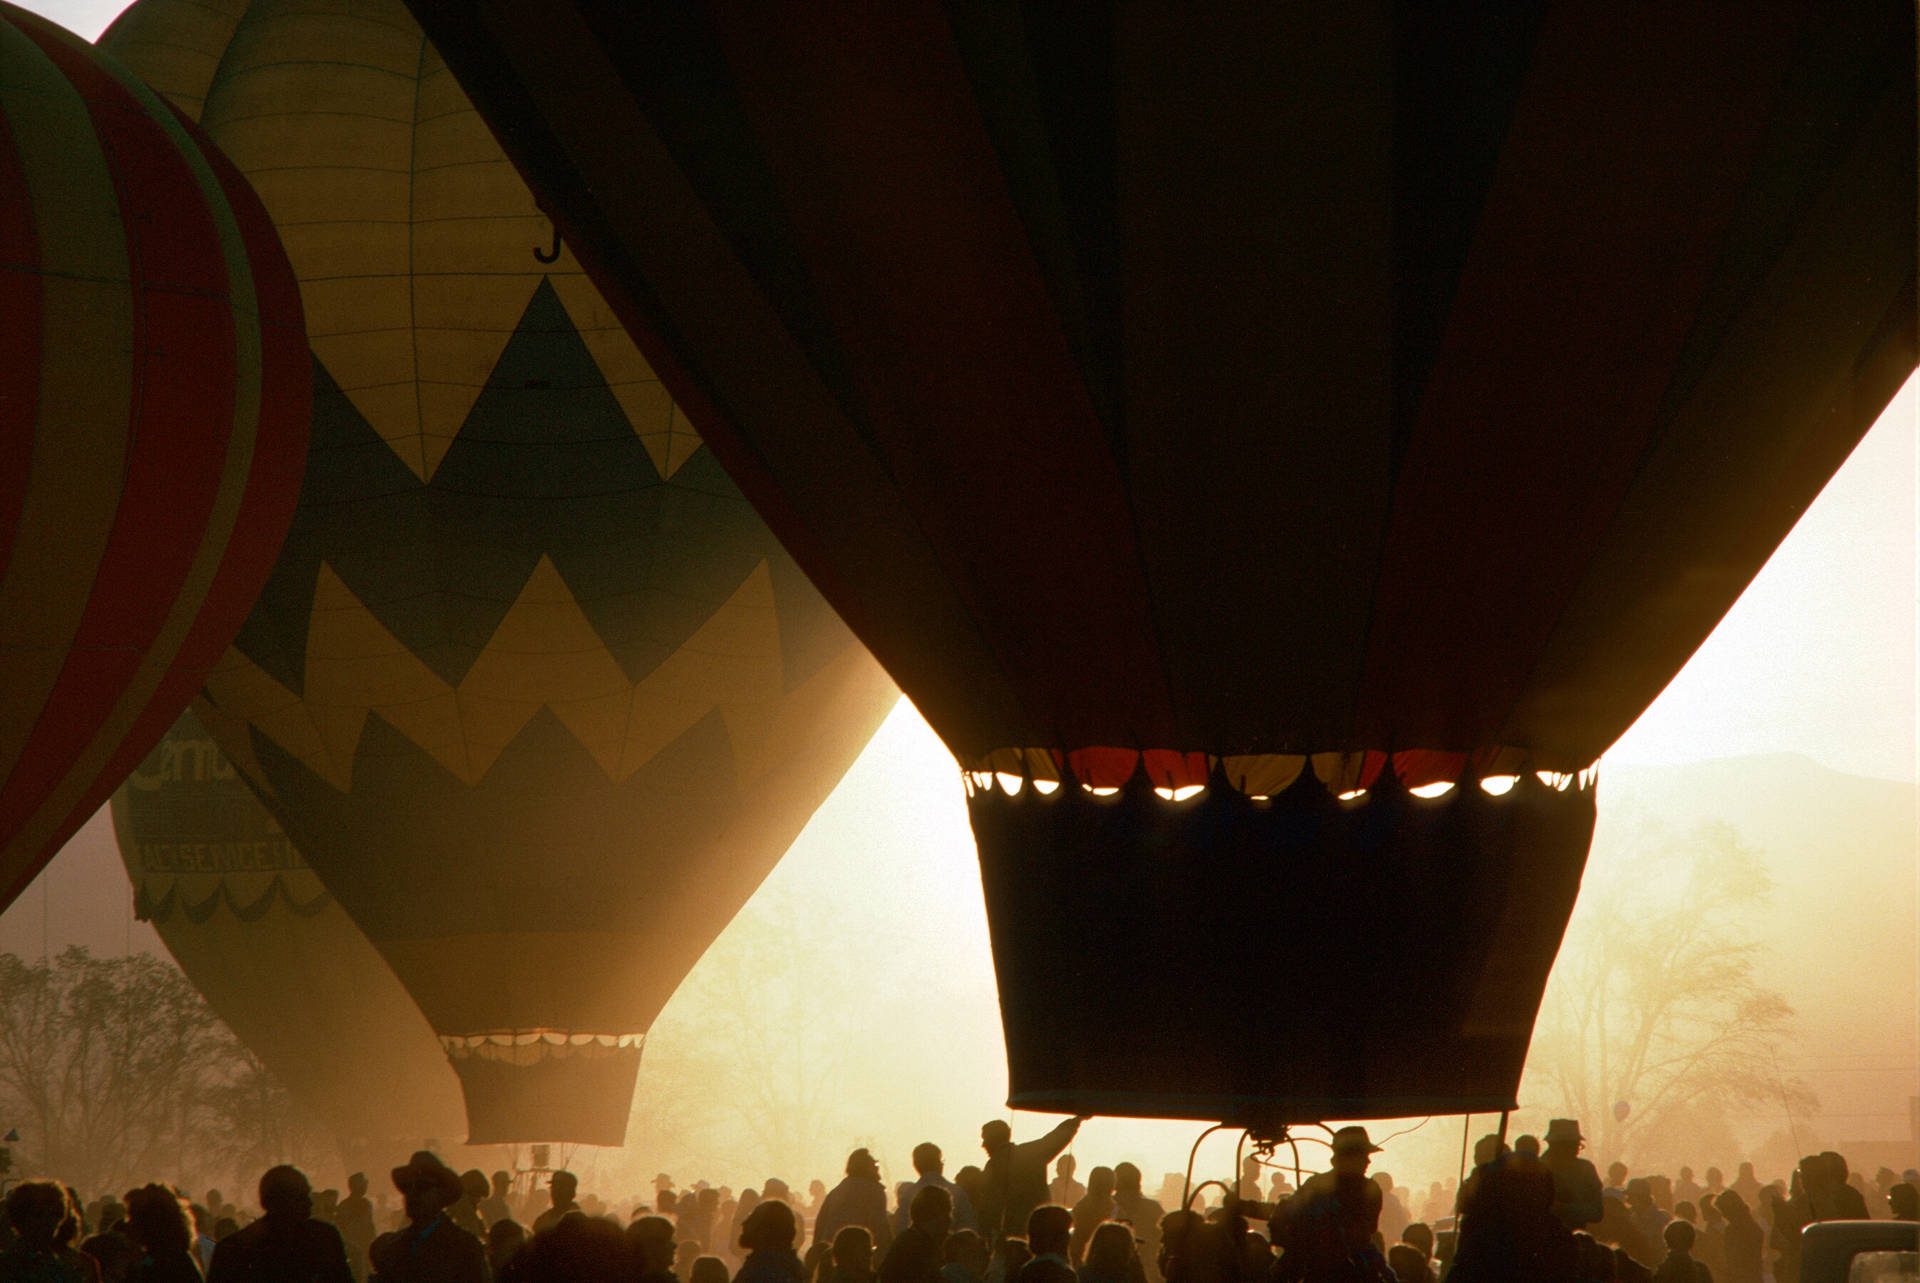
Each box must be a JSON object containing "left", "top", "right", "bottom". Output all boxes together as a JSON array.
[{"left": 102, "top": 0, "right": 897, "bottom": 1146}]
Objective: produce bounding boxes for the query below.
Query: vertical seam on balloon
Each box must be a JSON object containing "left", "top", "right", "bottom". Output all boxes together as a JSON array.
[
  {"left": 0, "top": 16, "right": 132, "bottom": 830},
  {"left": 3, "top": 19, "right": 244, "bottom": 872},
  {"left": 407, "top": 26, "right": 431, "bottom": 483}
]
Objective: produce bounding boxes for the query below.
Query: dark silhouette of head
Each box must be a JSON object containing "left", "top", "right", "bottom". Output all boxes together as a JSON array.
[
  {"left": 4, "top": 1182, "right": 68, "bottom": 1251},
  {"left": 846, "top": 1150, "right": 880, "bottom": 1182},
  {"left": 1714, "top": 1190, "right": 1751, "bottom": 1224},
  {"left": 460, "top": 1170, "right": 488, "bottom": 1204},
  {"left": 1330, "top": 1127, "right": 1381, "bottom": 1178},
  {"left": 490, "top": 1218, "right": 528, "bottom": 1259},
  {"left": 529, "top": 1213, "right": 634, "bottom": 1283},
  {"left": 629, "top": 1214, "right": 677, "bottom": 1272},
  {"left": 909, "top": 1185, "right": 953, "bottom": 1237},
  {"left": 981, "top": 1121, "right": 1012, "bottom": 1159},
  {"left": 832, "top": 1225, "right": 875, "bottom": 1276},
  {"left": 1085, "top": 1222, "right": 1133, "bottom": 1274},
  {"left": 1513, "top": 1135, "right": 1540, "bottom": 1160},
  {"left": 1087, "top": 1167, "right": 1116, "bottom": 1198},
  {"left": 1001, "top": 1237, "right": 1032, "bottom": 1277},
  {"left": 692, "top": 1255, "right": 732, "bottom": 1283},
  {"left": 1889, "top": 1183, "right": 1918, "bottom": 1220},
  {"left": 259, "top": 1166, "right": 313, "bottom": 1221},
  {"left": 944, "top": 1228, "right": 987, "bottom": 1278},
  {"left": 1114, "top": 1163, "right": 1144, "bottom": 1197},
  {"left": 739, "top": 1199, "right": 797, "bottom": 1254},
  {"left": 1608, "top": 1162, "right": 1629, "bottom": 1186},
  {"left": 1025, "top": 1205, "right": 1071, "bottom": 1258},
  {"left": 1663, "top": 1220, "right": 1695, "bottom": 1256},
  {"left": 1544, "top": 1120, "right": 1584, "bottom": 1155},
  {"left": 1057, "top": 1155, "right": 1076, "bottom": 1181},
  {"left": 551, "top": 1170, "right": 580, "bottom": 1208},
  {"left": 392, "top": 1151, "right": 464, "bottom": 1223},
  {"left": 493, "top": 1170, "right": 512, "bottom": 1197},
  {"left": 1387, "top": 1243, "right": 1429, "bottom": 1283},
  {"left": 125, "top": 1185, "right": 194, "bottom": 1257},
  {"left": 912, "top": 1143, "right": 944, "bottom": 1177}
]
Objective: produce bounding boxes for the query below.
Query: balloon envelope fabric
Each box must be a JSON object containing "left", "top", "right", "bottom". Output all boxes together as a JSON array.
[
  {"left": 102, "top": 0, "right": 897, "bottom": 1145},
  {"left": 0, "top": 1, "right": 308, "bottom": 915},
  {"left": 406, "top": 2, "right": 1917, "bottom": 1122},
  {"left": 111, "top": 707, "right": 468, "bottom": 1150}
]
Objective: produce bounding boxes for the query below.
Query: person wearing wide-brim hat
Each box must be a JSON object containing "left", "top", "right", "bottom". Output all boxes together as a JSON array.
[
  {"left": 1269, "top": 1127, "right": 1388, "bottom": 1282},
  {"left": 368, "top": 1151, "right": 488, "bottom": 1283},
  {"left": 1542, "top": 1119, "right": 1603, "bottom": 1231}
]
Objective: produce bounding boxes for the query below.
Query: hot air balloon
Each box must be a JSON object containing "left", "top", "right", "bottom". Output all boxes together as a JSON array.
[
  {"left": 408, "top": 3, "right": 1918, "bottom": 1124},
  {"left": 0, "top": 1, "right": 307, "bottom": 913},
  {"left": 110, "top": 707, "right": 467, "bottom": 1150},
  {"left": 101, "top": 0, "right": 897, "bottom": 1146}
]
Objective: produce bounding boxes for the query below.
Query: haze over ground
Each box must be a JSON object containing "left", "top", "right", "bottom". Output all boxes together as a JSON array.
[{"left": 5, "top": 0, "right": 1916, "bottom": 1200}]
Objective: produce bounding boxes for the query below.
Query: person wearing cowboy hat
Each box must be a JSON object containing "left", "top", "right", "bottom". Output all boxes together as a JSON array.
[
  {"left": 368, "top": 1151, "right": 487, "bottom": 1283},
  {"left": 1269, "top": 1126, "right": 1390, "bottom": 1283},
  {"left": 1542, "top": 1119, "right": 1603, "bottom": 1231}
]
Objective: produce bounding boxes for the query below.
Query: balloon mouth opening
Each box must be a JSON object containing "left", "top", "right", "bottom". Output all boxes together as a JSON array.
[{"left": 962, "top": 747, "right": 1597, "bottom": 803}]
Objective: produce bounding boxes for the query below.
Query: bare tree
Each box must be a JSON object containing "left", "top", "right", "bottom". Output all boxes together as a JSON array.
[
  {"left": 0, "top": 947, "right": 318, "bottom": 1194},
  {"left": 1522, "top": 821, "right": 1814, "bottom": 1163}
]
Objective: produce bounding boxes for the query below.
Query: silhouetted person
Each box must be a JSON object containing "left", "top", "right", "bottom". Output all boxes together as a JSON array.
[
  {"left": 736, "top": 1202, "right": 804, "bottom": 1283},
  {"left": 1109, "top": 1165, "right": 1162, "bottom": 1283},
  {"left": 1674, "top": 1170, "right": 1702, "bottom": 1210},
  {"left": 1890, "top": 1183, "right": 1920, "bottom": 1221},
  {"left": 1269, "top": 1127, "right": 1386, "bottom": 1283},
  {"left": 1016, "top": 1207, "right": 1072, "bottom": 1283},
  {"left": 1384, "top": 1243, "right": 1426, "bottom": 1283},
  {"left": 631, "top": 1214, "right": 680, "bottom": 1283},
  {"left": 368, "top": 1151, "right": 487, "bottom": 1283},
  {"left": 1075, "top": 1223, "right": 1138, "bottom": 1283},
  {"left": 477, "top": 1177, "right": 511, "bottom": 1234},
  {"left": 1761, "top": 1186, "right": 1798, "bottom": 1283},
  {"left": 818, "top": 1152, "right": 893, "bottom": 1257},
  {"left": 692, "top": 1257, "right": 731, "bottom": 1283},
  {"left": 514, "top": 1213, "right": 633, "bottom": 1283},
  {"left": 1373, "top": 1175, "right": 1409, "bottom": 1248},
  {"left": 1728, "top": 1166, "right": 1762, "bottom": 1213},
  {"left": 1604, "top": 1164, "right": 1629, "bottom": 1199},
  {"left": 1594, "top": 1193, "right": 1656, "bottom": 1269},
  {"left": 533, "top": 1171, "right": 580, "bottom": 1236},
  {"left": 336, "top": 1175, "right": 376, "bottom": 1283},
  {"left": 897, "top": 1146, "right": 976, "bottom": 1236},
  {"left": 1449, "top": 1151, "right": 1576, "bottom": 1283},
  {"left": 979, "top": 1119, "right": 1085, "bottom": 1247},
  {"left": 1626, "top": 1180, "right": 1669, "bottom": 1250},
  {"left": 996, "top": 1239, "right": 1032, "bottom": 1283},
  {"left": 447, "top": 1175, "right": 485, "bottom": 1241},
  {"left": 486, "top": 1221, "right": 526, "bottom": 1278},
  {"left": 1050, "top": 1162, "right": 1085, "bottom": 1217},
  {"left": 1541, "top": 1120, "right": 1603, "bottom": 1232},
  {"left": 2, "top": 1181, "right": 99, "bottom": 1282},
  {"left": 84, "top": 1229, "right": 139, "bottom": 1283},
  {"left": 881, "top": 1187, "right": 952, "bottom": 1283},
  {"left": 1068, "top": 1169, "right": 1115, "bottom": 1268},
  {"left": 828, "top": 1228, "right": 877, "bottom": 1283},
  {"left": 1813, "top": 1153, "right": 1868, "bottom": 1220},
  {"left": 942, "top": 1231, "right": 987, "bottom": 1283},
  {"left": 206, "top": 1166, "right": 351, "bottom": 1283},
  {"left": 1651, "top": 1220, "right": 1710, "bottom": 1283},
  {"left": 124, "top": 1185, "right": 201, "bottom": 1283},
  {"left": 684, "top": 1190, "right": 721, "bottom": 1256}
]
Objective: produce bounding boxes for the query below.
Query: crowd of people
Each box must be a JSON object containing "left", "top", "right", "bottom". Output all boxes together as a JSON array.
[{"left": 0, "top": 1115, "right": 1914, "bottom": 1283}]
